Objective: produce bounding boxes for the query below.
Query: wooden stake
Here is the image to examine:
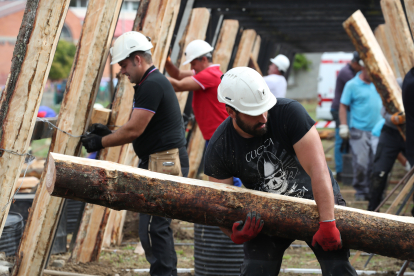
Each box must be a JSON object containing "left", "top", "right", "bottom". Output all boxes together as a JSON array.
[
  {"left": 384, "top": 24, "right": 405, "bottom": 78},
  {"left": 374, "top": 24, "right": 399, "bottom": 77},
  {"left": 46, "top": 152, "right": 414, "bottom": 262},
  {"left": 12, "top": 0, "right": 123, "bottom": 275},
  {"left": 381, "top": 0, "right": 414, "bottom": 76},
  {"left": 213, "top": 19, "right": 239, "bottom": 73},
  {"left": 343, "top": 10, "right": 405, "bottom": 139},
  {"left": 251, "top": 35, "right": 261, "bottom": 62},
  {"left": 233, "top": 29, "right": 257, "bottom": 67},
  {"left": 248, "top": 54, "right": 263, "bottom": 76},
  {"left": 0, "top": 0, "right": 71, "bottom": 238},
  {"left": 175, "top": 8, "right": 211, "bottom": 113},
  {"left": 187, "top": 123, "right": 205, "bottom": 179}
]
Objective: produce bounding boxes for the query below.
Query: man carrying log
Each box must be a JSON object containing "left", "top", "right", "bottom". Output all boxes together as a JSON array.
[
  {"left": 204, "top": 67, "right": 357, "bottom": 275},
  {"left": 81, "top": 31, "right": 188, "bottom": 276}
]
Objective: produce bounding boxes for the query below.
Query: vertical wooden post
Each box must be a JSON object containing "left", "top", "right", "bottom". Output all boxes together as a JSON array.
[
  {"left": 213, "top": 19, "right": 239, "bottom": 73},
  {"left": 374, "top": 24, "right": 399, "bottom": 77},
  {"left": 11, "top": 0, "right": 123, "bottom": 275},
  {"left": 175, "top": 8, "right": 211, "bottom": 113},
  {"left": 187, "top": 123, "right": 205, "bottom": 179},
  {"left": 233, "top": 29, "right": 257, "bottom": 67},
  {"left": 381, "top": 0, "right": 414, "bottom": 76},
  {"left": 251, "top": 34, "right": 261, "bottom": 62},
  {"left": 384, "top": 24, "right": 405, "bottom": 77},
  {"left": 0, "top": 0, "right": 71, "bottom": 238},
  {"left": 343, "top": 10, "right": 405, "bottom": 139}
]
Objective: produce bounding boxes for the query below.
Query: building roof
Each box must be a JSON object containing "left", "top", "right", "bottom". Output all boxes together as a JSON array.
[{"left": 0, "top": 1, "right": 26, "bottom": 19}]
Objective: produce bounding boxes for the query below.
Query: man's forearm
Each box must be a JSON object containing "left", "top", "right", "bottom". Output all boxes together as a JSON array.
[
  {"left": 165, "top": 59, "right": 180, "bottom": 79},
  {"left": 311, "top": 169, "right": 335, "bottom": 221},
  {"left": 339, "top": 104, "right": 348, "bottom": 125},
  {"left": 101, "top": 127, "right": 138, "bottom": 148}
]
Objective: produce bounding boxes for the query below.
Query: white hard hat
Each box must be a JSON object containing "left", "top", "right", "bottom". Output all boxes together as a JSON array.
[
  {"left": 93, "top": 103, "right": 104, "bottom": 109},
  {"left": 110, "top": 31, "right": 153, "bottom": 65},
  {"left": 217, "top": 67, "right": 277, "bottom": 116},
  {"left": 182, "top": 40, "right": 214, "bottom": 65},
  {"left": 270, "top": 54, "right": 290, "bottom": 72}
]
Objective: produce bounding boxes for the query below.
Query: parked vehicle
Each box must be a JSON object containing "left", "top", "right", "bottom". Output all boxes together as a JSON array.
[{"left": 316, "top": 52, "right": 353, "bottom": 120}]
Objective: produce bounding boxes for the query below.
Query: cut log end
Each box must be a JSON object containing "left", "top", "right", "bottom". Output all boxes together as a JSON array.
[{"left": 46, "top": 154, "right": 56, "bottom": 195}]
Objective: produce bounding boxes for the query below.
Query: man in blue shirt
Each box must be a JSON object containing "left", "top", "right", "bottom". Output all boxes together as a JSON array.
[{"left": 339, "top": 60, "right": 382, "bottom": 201}]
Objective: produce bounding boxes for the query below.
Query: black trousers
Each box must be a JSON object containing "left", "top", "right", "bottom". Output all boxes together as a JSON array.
[
  {"left": 138, "top": 146, "right": 189, "bottom": 276},
  {"left": 368, "top": 126, "right": 405, "bottom": 211},
  {"left": 240, "top": 194, "right": 357, "bottom": 276}
]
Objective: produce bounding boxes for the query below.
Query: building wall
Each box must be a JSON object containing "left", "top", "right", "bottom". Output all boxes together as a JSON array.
[{"left": 286, "top": 53, "right": 322, "bottom": 100}]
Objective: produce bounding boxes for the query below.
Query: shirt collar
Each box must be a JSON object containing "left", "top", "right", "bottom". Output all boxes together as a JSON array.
[{"left": 138, "top": 65, "right": 156, "bottom": 84}]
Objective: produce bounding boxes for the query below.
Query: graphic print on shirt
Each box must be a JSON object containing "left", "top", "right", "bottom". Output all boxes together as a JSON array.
[{"left": 246, "top": 138, "right": 308, "bottom": 198}]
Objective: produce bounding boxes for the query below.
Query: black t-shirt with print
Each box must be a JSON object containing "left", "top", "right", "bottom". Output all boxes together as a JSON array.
[
  {"left": 132, "top": 66, "right": 186, "bottom": 161},
  {"left": 204, "top": 98, "right": 340, "bottom": 200}
]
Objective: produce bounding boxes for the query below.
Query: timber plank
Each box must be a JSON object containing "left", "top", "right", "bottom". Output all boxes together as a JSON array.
[
  {"left": 343, "top": 10, "right": 405, "bottom": 138},
  {"left": 251, "top": 34, "right": 261, "bottom": 62},
  {"left": 374, "top": 24, "right": 399, "bottom": 77},
  {"left": 90, "top": 108, "right": 111, "bottom": 125},
  {"left": 381, "top": 0, "right": 414, "bottom": 76},
  {"left": 212, "top": 19, "right": 239, "bottom": 73},
  {"left": 12, "top": 0, "right": 123, "bottom": 274},
  {"left": 46, "top": 152, "right": 414, "bottom": 262},
  {"left": 187, "top": 123, "right": 205, "bottom": 179},
  {"left": 0, "top": 0, "right": 71, "bottom": 238},
  {"left": 233, "top": 29, "right": 257, "bottom": 68},
  {"left": 175, "top": 8, "right": 211, "bottom": 113}
]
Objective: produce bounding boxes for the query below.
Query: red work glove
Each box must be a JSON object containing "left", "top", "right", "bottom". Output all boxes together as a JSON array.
[
  {"left": 312, "top": 220, "right": 342, "bottom": 251},
  {"left": 391, "top": 112, "right": 406, "bottom": 125},
  {"left": 231, "top": 211, "right": 264, "bottom": 244}
]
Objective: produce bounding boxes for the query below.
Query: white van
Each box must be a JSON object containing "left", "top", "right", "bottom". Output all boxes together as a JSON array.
[{"left": 316, "top": 52, "right": 354, "bottom": 121}]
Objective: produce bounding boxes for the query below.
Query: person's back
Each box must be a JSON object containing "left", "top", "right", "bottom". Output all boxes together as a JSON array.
[{"left": 263, "top": 74, "right": 287, "bottom": 98}]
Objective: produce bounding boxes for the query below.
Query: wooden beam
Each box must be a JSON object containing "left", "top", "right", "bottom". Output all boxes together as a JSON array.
[
  {"left": 90, "top": 108, "right": 111, "bottom": 125},
  {"left": 374, "top": 24, "right": 399, "bottom": 77},
  {"left": 212, "top": 19, "right": 239, "bottom": 73},
  {"left": 248, "top": 54, "right": 263, "bottom": 76},
  {"left": 251, "top": 34, "right": 261, "bottom": 62},
  {"left": 384, "top": 24, "right": 405, "bottom": 78},
  {"left": 343, "top": 10, "right": 405, "bottom": 139},
  {"left": 175, "top": 8, "right": 211, "bottom": 113},
  {"left": 187, "top": 123, "right": 205, "bottom": 179},
  {"left": 404, "top": 0, "right": 414, "bottom": 41},
  {"left": 0, "top": 0, "right": 71, "bottom": 238},
  {"left": 11, "top": 0, "right": 123, "bottom": 275},
  {"left": 380, "top": 0, "right": 414, "bottom": 76},
  {"left": 46, "top": 152, "right": 414, "bottom": 262},
  {"left": 233, "top": 29, "right": 257, "bottom": 67}
]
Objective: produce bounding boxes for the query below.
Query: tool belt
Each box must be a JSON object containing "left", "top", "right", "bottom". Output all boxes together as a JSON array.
[{"left": 149, "top": 148, "right": 182, "bottom": 176}]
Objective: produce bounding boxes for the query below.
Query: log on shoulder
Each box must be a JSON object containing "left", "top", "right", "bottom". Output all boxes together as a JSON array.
[{"left": 46, "top": 153, "right": 414, "bottom": 261}]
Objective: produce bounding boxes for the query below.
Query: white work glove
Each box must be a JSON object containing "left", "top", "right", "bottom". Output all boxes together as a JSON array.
[
  {"left": 406, "top": 161, "right": 411, "bottom": 172},
  {"left": 339, "top": 125, "right": 349, "bottom": 139}
]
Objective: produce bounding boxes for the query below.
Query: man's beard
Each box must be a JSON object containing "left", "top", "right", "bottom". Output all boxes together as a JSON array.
[{"left": 235, "top": 114, "right": 268, "bottom": 137}]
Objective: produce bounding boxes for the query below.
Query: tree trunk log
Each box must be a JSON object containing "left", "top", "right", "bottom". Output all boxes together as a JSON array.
[
  {"left": 46, "top": 153, "right": 414, "bottom": 261},
  {"left": 12, "top": 0, "right": 123, "bottom": 274},
  {"left": 0, "top": 0, "right": 70, "bottom": 237},
  {"left": 343, "top": 10, "right": 405, "bottom": 139},
  {"left": 175, "top": 8, "right": 210, "bottom": 113},
  {"left": 233, "top": 29, "right": 257, "bottom": 67},
  {"left": 381, "top": 0, "right": 414, "bottom": 77}
]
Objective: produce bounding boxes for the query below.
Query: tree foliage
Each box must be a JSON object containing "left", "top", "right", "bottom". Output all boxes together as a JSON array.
[
  {"left": 48, "top": 40, "right": 76, "bottom": 80},
  {"left": 293, "top": 53, "right": 312, "bottom": 71}
]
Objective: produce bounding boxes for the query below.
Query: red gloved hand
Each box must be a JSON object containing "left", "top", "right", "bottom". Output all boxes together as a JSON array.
[
  {"left": 231, "top": 211, "right": 264, "bottom": 244},
  {"left": 312, "top": 220, "right": 342, "bottom": 251}
]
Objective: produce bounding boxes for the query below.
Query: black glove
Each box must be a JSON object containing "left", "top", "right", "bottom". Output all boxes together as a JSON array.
[
  {"left": 81, "top": 134, "right": 103, "bottom": 153},
  {"left": 88, "top": 123, "right": 112, "bottom": 137}
]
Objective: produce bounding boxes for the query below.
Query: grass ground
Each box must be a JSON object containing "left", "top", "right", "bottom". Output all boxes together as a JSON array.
[{"left": 39, "top": 99, "right": 413, "bottom": 275}]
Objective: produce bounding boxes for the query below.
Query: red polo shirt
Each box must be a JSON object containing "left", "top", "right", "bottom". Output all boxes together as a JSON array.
[{"left": 191, "top": 64, "right": 228, "bottom": 140}]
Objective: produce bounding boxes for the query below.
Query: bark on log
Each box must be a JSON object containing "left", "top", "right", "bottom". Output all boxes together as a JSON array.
[
  {"left": 0, "top": 0, "right": 70, "bottom": 238},
  {"left": 381, "top": 0, "right": 414, "bottom": 76},
  {"left": 212, "top": 20, "right": 239, "bottom": 73},
  {"left": 175, "top": 8, "right": 210, "bottom": 113},
  {"left": 12, "top": 0, "right": 123, "bottom": 275},
  {"left": 233, "top": 29, "right": 257, "bottom": 67},
  {"left": 46, "top": 152, "right": 414, "bottom": 261},
  {"left": 343, "top": 10, "right": 405, "bottom": 139},
  {"left": 374, "top": 25, "right": 399, "bottom": 78}
]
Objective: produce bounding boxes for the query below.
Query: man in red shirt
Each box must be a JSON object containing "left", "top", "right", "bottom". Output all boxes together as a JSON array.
[{"left": 165, "top": 40, "right": 228, "bottom": 142}]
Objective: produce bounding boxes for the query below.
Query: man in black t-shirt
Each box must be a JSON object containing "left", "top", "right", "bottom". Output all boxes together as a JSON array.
[
  {"left": 81, "top": 31, "right": 187, "bottom": 276},
  {"left": 205, "top": 67, "right": 357, "bottom": 275}
]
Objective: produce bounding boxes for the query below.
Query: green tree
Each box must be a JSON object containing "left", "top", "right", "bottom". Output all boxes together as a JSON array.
[
  {"left": 48, "top": 40, "right": 76, "bottom": 80},
  {"left": 293, "top": 53, "right": 312, "bottom": 72}
]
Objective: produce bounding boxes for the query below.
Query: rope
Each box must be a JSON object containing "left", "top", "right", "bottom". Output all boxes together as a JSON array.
[{"left": 36, "top": 117, "right": 83, "bottom": 138}]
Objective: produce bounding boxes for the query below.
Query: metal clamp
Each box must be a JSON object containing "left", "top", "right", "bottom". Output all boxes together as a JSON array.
[{"left": 163, "top": 162, "right": 175, "bottom": 167}]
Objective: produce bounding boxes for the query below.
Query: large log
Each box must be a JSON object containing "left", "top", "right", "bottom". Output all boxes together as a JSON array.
[
  {"left": 46, "top": 152, "right": 414, "bottom": 261},
  {"left": 233, "top": 29, "right": 257, "bottom": 67},
  {"left": 381, "top": 0, "right": 414, "bottom": 76},
  {"left": 0, "top": 0, "right": 71, "bottom": 238},
  {"left": 175, "top": 8, "right": 210, "bottom": 113},
  {"left": 12, "top": 0, "right": 123, "bottom": 275},
  {"left": 343, "top": 10, "right": 405, "bottom": 139},
  {"left": 374, "top": 24, "right": 399, "bottom": 77}
]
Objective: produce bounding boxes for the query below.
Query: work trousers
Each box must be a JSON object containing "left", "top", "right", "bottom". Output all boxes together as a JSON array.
[
  {"left": 138, "top": 146, "right": 189, "bottom": 276},
  {"left": 369, "top": 126, "right": 405, "bottom": 211},
  {"left": 240, "top": 194, "right": 357, "bottom": 276},
  {"left": 349, "top": 128, "right": 374, "bottom": 197}
]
